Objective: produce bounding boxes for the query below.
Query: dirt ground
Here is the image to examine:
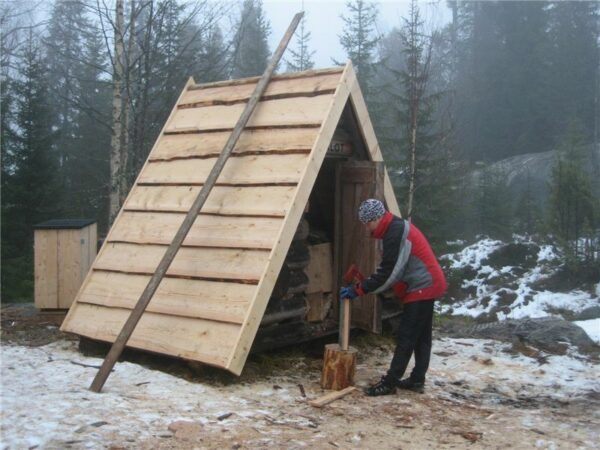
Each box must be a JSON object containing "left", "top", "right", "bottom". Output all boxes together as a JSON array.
[{"left": 2, "top": 303, "right": 599, "bottom": 449}]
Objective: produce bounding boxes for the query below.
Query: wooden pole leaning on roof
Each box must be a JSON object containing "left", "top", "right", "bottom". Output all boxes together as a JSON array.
[{"left": 89, "top": 11, "right": 305, "bottom": 393}]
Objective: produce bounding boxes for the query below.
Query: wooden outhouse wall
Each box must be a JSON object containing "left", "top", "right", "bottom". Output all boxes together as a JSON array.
[{"left": 35, "top": 221, "right": 97, "bottom": 309}]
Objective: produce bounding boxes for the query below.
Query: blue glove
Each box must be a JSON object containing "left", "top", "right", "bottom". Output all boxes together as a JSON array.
[{"left": 340, "top": 285, "right": 358, "bottom": 300}]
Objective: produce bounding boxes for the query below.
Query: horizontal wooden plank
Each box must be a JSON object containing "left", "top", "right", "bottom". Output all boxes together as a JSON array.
[
  {"left": 94, "top": 243, "right": 268, "bottom": 281},
  {"left": 150, "top": 128, "right": 319, "bottom": 161},
  {"left": 191, "top": 67, "right": 343, "bottom": 90},
  {"left": 165, "top": 95, "right": 333, "bottom": 133},
  {"left": 181, "top": 72, "right": 341, "bottom": 106},
  {"left": 138, "top": 153, "right": 309, "bottom": 185},
  {"left": 76, "top": 271, "right": 254, "bottom": 324},
  {"left": 123, "top": 185, "right": 296, "bottom": 215},
  {"left": 109, "top": 212, "right": 283, "bottom": 249},
  {"left": 61, "top": 302, "right": 239, "bottom": 367}
]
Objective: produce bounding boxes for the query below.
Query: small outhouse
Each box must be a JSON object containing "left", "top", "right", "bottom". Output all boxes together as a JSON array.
[{"left": 34, "top": 219, "right": 97, "bottom": 309}]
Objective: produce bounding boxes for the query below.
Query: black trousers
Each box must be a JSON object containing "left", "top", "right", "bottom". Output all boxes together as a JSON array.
[{"left": 387, "top": 299, "right": 435, "bottom": 383}]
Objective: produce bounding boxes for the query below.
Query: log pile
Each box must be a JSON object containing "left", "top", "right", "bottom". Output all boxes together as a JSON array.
[{"left": 262, "top": 217, "right": 311, "bottom": 324}]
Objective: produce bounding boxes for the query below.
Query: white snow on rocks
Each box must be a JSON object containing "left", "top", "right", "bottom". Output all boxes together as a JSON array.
[
  {"left": 574, "top": 318, "right": 600, "bottom": 344},
  {"left": 441, "top": 238, "right": 504, "bottom": 270},
  {"left": 438, "top": 238, "right": 599, "bottom": 339}
]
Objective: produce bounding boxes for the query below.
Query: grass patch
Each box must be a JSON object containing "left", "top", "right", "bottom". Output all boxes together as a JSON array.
[
  {"left": 434, "top": 313, "right": 476, "bottom": 331},
  {"left": 352, "top": 330, "right": 395, "bottom": 351}
]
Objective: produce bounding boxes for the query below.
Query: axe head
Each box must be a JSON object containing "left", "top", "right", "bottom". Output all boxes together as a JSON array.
[{"left": 343, "top": 263, "right": 364, "bottom": 284}]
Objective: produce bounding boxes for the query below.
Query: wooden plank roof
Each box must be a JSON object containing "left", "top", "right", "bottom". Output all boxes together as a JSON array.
[{"left": 60, "top": 62, "right": 400, "bottom": 375}]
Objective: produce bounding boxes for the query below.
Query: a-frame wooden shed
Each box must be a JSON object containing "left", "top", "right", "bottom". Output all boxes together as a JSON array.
[{"left": 61, "top": 62, "right": 401, "bottom": 375}]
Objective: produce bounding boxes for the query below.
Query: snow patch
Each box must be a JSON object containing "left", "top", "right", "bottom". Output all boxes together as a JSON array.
[
  {"left": 497, "top": 290, "right": 599, "bottom": 320},
  {"left": 537, "top": 244, "right": 559, "bottom": 262},
  {"left": 441, "top": 238, "right": 504, "bottom": 269},
  {"left": 574, "top": 318, "right": 600, "bottom": 344},
  {"left": 440, "top": 238, "right": 599, "bottom": 325}
]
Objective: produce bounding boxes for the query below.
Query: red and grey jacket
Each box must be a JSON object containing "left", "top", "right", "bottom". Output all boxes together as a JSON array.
[{"left": 355, "top": 212, "right": 447, "bottom": 304}]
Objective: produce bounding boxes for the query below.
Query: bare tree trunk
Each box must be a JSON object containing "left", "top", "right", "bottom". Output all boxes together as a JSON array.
[
  {"left": 120, "top": 0, "right": 136, "bottom": 205},
  {"left": 109, "top": 0, "right": 125, "bottom": 224},
  {"left": 405, "top": 0, "right": 434, "bottom": 220},
  {"left": 407, "top": 125, "right": 417, "bottom": 219},
  {"left": 134, "top": 0, "right": 153, "bottom": 175},
  {"left": 406, "top": 0, "right": 419, "bottom": 219}
]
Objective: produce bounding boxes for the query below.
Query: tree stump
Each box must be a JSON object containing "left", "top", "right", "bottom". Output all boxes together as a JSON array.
[{"left": 320, "top": 343, "right": 357, "bottom": 390}]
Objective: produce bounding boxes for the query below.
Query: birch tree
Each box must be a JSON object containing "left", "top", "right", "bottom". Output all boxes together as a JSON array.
[{"left": 108, "top": 0, "right": 125, "bottom": 224}]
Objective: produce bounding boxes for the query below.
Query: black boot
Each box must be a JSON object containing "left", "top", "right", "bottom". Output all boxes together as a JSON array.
[
  {"left": 397, "top": 378, "right": 424, "bottom": 393},
  {"left": 365, "top": 375, "right": 397, "bottom": 396}
]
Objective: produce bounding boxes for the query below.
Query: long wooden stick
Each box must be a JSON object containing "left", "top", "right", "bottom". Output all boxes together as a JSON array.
[{"left": 89, "top": 11, "right": 304, "bottom": 393}]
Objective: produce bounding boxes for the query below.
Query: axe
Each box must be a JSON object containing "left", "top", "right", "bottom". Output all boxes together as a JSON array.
[{"left": 339, "top": 264, "right": 365, "bottom": 350}]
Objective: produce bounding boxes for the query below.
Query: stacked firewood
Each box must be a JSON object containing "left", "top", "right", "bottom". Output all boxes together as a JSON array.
[{"left": 262, "top": 217, "right": 311, "bottom": 324}]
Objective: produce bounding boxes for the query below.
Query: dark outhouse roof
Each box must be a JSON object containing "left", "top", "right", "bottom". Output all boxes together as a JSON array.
[{"left": 34, "top": 219, "right": 96, "bottom": 230}]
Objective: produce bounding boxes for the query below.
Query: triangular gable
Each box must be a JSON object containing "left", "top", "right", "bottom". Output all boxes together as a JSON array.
[{"left": 61, "top": 62, "right": 399, "bottom": 375}]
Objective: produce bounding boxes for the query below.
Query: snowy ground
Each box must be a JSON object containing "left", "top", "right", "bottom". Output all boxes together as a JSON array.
[{"left": 2, "top": 336, "right": 599, "bottom": 449}]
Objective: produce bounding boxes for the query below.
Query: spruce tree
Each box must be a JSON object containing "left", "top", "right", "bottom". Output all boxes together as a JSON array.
[
  {"left": 2, "top": 34, "right": 60, "bottom": 300},
  {"left": 1, "top": 57, "right": 19, "bottom": 296},
  {"left": 197, "top": 24, "right": 229, "bottom": 82},
  {"left": 547, "top": 2, "right": 599, "bottom": 143},
  {"left": 45, "top": 0, "right": 111, "bottom": 230},
  {"left": 548, "top": 121, "right": 596, "bottom": 260},
  {"left": 75, "top": 24, "right": 111, "bottom": 231},
  {"left": 370, "top": 1, "right": 464, "bottom": 246},
  {"left": 475, "top": 168, "right": 513, "bottom": 240},
  {"left": 285, "top": 14, "right": 315, "bottom": 72},
  {"left": 450, "top": 1, "right": 598, "bottom": 163},
  {"left": 337, "top": 0, "right": 379, "bottom": 100},
  {"left": 230, "top": 0, "right": 271, "bottom": 78},
  {"left": 514, "top": 170, "right": 543, "bottom": 236},
  {"left": 45, "top": 0, "right": 90, "bottom": 188}
]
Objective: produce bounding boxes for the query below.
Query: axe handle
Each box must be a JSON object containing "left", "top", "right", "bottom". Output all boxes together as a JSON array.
[{"left": 339, "top": 298, "right": 351, "bottom": 351}]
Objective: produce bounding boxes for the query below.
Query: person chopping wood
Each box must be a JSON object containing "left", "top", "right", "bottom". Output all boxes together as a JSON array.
[{"left": 339, "top": 199, "right": 447, "bottom": 396}]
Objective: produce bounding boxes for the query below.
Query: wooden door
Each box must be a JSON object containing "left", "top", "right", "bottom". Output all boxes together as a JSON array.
[{"left": 334, "top": 160, "right": 384, "bottom": 334}]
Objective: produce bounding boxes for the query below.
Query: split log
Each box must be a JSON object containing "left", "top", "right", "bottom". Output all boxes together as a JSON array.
[
  {"left": 309, "top": 386, "right": 357, "bottom": 408},
  {"left": 306, "top": 292, "right": 332, "bottom": 322},
  {"left": 286, "top": 269, "right": 309, "bottom": 294},
  {"left": 265, "top": 292, "right": 305, "bottom": 315},
  {"left": 320, "top": 343, "right": 357, "bottom": 390}
]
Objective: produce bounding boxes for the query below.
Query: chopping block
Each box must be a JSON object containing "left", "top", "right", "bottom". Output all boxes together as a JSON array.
[
  {"left": 320, "top": 297, "right": 357, "bottom": 390},
  {"left": 320, "top": 343, "right": 357, "bottom": 390}
]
